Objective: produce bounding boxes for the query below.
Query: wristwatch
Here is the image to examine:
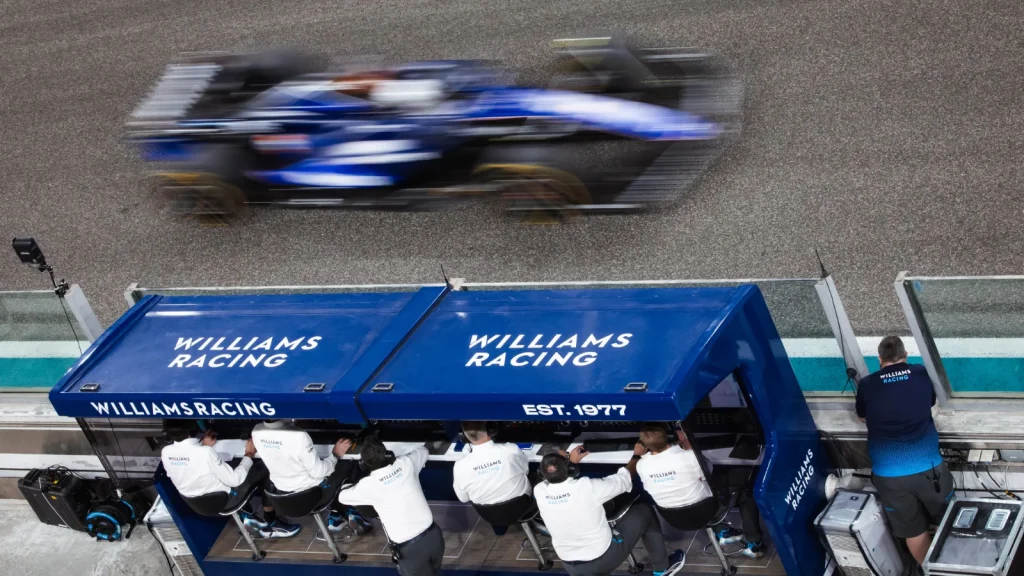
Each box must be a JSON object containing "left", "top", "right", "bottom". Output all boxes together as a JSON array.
[{"left": 630, "top": 454, "right": 642, "bottom": 462}]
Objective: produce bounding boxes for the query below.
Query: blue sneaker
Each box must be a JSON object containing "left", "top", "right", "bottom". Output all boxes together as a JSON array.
[
  {"left": 240, "top": 511, "right": 268, "bottom": 531},
  {"left": 327, "top": 510, "right": 373, "bottom": 535},
  {"left": 327, "top": 512, "right": 348, "bottom": 533},
  {"left": 653, "top": 550, "right": 686, "bottom": 576},
  {"left": 347, "top": 510, "right": 373, "bottom": 535},
  {"left": 716, "top": 526, "right": 744, "bottom": 545},
  {"left": 260, "top": 519, "right": 301, "bottom": 539},
  {"left": 741, "top": 541, "right": 765, "bottom": 559}
]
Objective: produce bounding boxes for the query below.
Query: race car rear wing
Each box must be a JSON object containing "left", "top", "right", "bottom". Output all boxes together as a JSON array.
[{"left": 129, "top": 54, "right": 230, "bottom": 131}]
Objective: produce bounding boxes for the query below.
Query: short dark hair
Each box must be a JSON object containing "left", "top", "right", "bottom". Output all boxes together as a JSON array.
[
  {"left": 360, "top": 435, "right": 392, "bottom": 471},
  {"left": 639, "top": 424, "right": 671, "bottom": 453},
  {"left": 878, "top": 336, "right": 908, "bottom": 364},
  {"left": 165, "top": 420, "right": 196, "bottom": 442},
  {"left": 461, "top": 421, "right": 490, "bottom": 443},
  {"left": 540, "top": 453, "right": 569, "bottom": 484}
]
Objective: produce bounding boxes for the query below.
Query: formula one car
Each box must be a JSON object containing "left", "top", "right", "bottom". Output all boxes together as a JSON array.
[{"left": 128, "top": 38, "right": 741, "bottom": 221}]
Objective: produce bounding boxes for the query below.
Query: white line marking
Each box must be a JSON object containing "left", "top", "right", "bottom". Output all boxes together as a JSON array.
[
  {"left": 444, "top": 516, "right": 480, "bottom": 559},
  {"left": 782, "top": 337, "right": 1024, "bottom": 359},
  {"left": 0, "top": 341, "right": 87, "bottom": 358}
]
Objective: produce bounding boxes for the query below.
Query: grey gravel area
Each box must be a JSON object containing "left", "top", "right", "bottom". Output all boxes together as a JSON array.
[{"left": 1, "top": 0, "right": 1022, "bottom": 335}]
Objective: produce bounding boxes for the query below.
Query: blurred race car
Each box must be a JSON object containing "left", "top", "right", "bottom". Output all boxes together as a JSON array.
[{"left": 128, "top": 38, "right": 742, "bottom": 221}]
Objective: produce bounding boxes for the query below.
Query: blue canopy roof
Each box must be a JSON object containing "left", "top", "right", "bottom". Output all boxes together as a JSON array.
[
  {"left": 49, "top": 288, "right": 446, "bottom": 422},
  {"left": 358, "top": 287, "right": 746, "bottom": 422}
]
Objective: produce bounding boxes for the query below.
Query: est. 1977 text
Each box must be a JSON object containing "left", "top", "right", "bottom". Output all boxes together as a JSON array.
[{"left": 523, "top": 404, "right": 627, "bottom": 417}]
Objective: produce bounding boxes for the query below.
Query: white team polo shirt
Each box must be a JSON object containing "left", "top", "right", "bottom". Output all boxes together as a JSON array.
[
  {"left": 336, "top": 446, "right": 434, "bottom": 544},
  {"left": 534, "top": 467, "right": 632, "bottom": 562},
  {"left": 636, "top": 445, "right": 712, "bottom": 509},
  {"left": 252, "top": 421, "right": 337, "bottom": 493},
  {"left": 162, "top": 438, "right": 253, "bottom": 498},
  {"left": 452, "top": 441, "right": 532, "bottom": 505}
]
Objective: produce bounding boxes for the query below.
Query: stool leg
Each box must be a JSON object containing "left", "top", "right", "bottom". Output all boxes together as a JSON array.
[
  {"left": 626, "top": 553, "right": 643, "bottom": 574},
  {"left": 705, "top": 527, "right": 733, "bottom": 573},
  {"left": 520, "top": 521, "right": 553, "bottom": 571},
  {"left": 230, "top": 512, "right": 265, "bottom": 561},
  {"left": 314, "top": 511, "right": 347, "bottom": 564}
]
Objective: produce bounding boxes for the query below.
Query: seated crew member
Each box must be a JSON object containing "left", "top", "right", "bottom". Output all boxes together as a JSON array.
[
  {"left": 635, "top": 424, "right": 765, "bottom": 559},
  {"left": 453, "top": 421, "right": 547, "bottom": 534},
  {"left": 252, "top": 420, "right": 372, "bottom": 535},
  {"left": 161, "top": 421, "right": 300, "bottom": 538},
  {"left": 856, "top": 336, "right": 954, "bottom": 566},
  {"left": 534, "top": 445, "right": 684, "bottom": 576},
  {"left": 337, "top": 435, "right": 445, "bottom": 576},
  {"left": 452, "top": 421, "right": 532, "bottom": 502}
]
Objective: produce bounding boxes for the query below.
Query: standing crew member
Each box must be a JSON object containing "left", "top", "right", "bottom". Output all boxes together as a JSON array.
[
  {"left": 252, "top": 420, "right": 372, "bottom": 535},
  {"left": 856, "top": 336, "right": 954, "bottom": 566},
  {"left": 635, "top": 424, "right": 764, "bottom": 558},
  {"left": 161, "top": 422, "right": 300, "bottom": 538},
  {"left": 452, "top": 421, "right": 532, "bottom": 504},
  {"left": 534, "top": 445, "right": 684, "bottom": 576},
  {"left": 337, "top": 435, "right": 445, "bottom": 576}
]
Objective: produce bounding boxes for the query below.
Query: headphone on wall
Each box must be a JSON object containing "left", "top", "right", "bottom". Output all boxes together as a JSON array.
[{"left": 537, "top": 451, "right": 581, "bottom": 484}]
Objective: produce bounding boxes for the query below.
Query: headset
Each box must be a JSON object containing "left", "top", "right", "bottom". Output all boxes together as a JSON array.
[
  {"left": 356, "top": 432, "right": 397, "bottom": 472},
  {"left": 457, "top": 421, "right": 501, "bottom": 445},
  {"left": 537, "top": 451, "right": 582, "bottom": 484},
  {"left": 638, "top": 422, "right": 678, "bottom": 451}
]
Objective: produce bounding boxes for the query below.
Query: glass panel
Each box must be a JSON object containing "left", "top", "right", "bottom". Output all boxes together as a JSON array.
[
  {"left": 464, "top": 279, "right": 854, "bottom": 396},
  {"left": 0, "top": 291, "right": 90, "bottom": 391},
  {"left": 908, "top": 277, "right": 1024, "bottom": 397}
]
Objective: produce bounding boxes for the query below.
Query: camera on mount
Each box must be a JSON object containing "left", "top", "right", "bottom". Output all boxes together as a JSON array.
[
  {"left": 11, "top": 237, "right": 69, "bottom": 297},
  {"left": 12, "top": 237, "right": 47, "bottom": 267}
]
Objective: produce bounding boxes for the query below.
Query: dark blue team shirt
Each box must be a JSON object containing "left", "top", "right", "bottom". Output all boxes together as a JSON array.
[{"left": 855, "top": 362, "right": 940, "bottom": 477}]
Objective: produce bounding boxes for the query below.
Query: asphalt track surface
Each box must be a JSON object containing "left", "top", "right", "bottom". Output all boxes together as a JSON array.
[{"left": 1, "top": 0, "right": 1022, "bottom": 334}]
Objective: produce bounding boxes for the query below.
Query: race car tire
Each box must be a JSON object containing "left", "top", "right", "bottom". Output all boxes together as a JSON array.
[
  {"left": 154, "top": 144, "right": 252, "bottom": 224},
  {"left": 474, "top": 146, "right": 592, "bottom": 223},
  {"left": 153, "top": 172, "right": 248, "bottom": 225}
]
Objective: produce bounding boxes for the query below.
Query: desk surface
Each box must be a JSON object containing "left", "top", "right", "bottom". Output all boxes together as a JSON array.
[{"left": 214, "top": 440, "right": 763, "bottom": 468}]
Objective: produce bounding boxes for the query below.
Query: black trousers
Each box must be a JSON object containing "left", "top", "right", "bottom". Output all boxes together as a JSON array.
[
  {"left": 224, "top": 460, "right": 269, "bottom": 512},
  {"left": 712, "top": 466, "right": 762, "bottom": 543},
  {"left": 563, "top": 502, "right": 669, "bottom": 576},
  {"left": 396, "top": 523, "right": 445, "bottom": 576}
]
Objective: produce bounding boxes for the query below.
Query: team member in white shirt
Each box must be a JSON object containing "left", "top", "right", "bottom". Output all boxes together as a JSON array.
[
  {"left": 534, "top": 446, "right": 684, "bottom": 576},
  {"left": 161, "top": 421, "right": 300, "bottom": 538},
  {"left": 337, "top": 435, "right": 445, "bottom": 576},
  {"left": 452, "top": 421, "right": 532, "bottom": 504},
  {"left": 252, "top": 420, "right": 372, "bottom": 535},
  {"left": 635, "top": 424, "right": 764, "bottom": 559}
]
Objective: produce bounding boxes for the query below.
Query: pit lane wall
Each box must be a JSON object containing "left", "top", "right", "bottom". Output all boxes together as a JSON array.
[
  {"left": 4, "top": 276, "right": 1023, "bottom": 398},
  {"left": 1, "top": 274, "right": 1022, "bottom": 485}
]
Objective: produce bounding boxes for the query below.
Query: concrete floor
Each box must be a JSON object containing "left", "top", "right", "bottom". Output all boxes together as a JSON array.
[{"left": 0, "top": 500, "right": 169, "bottom": 576}]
